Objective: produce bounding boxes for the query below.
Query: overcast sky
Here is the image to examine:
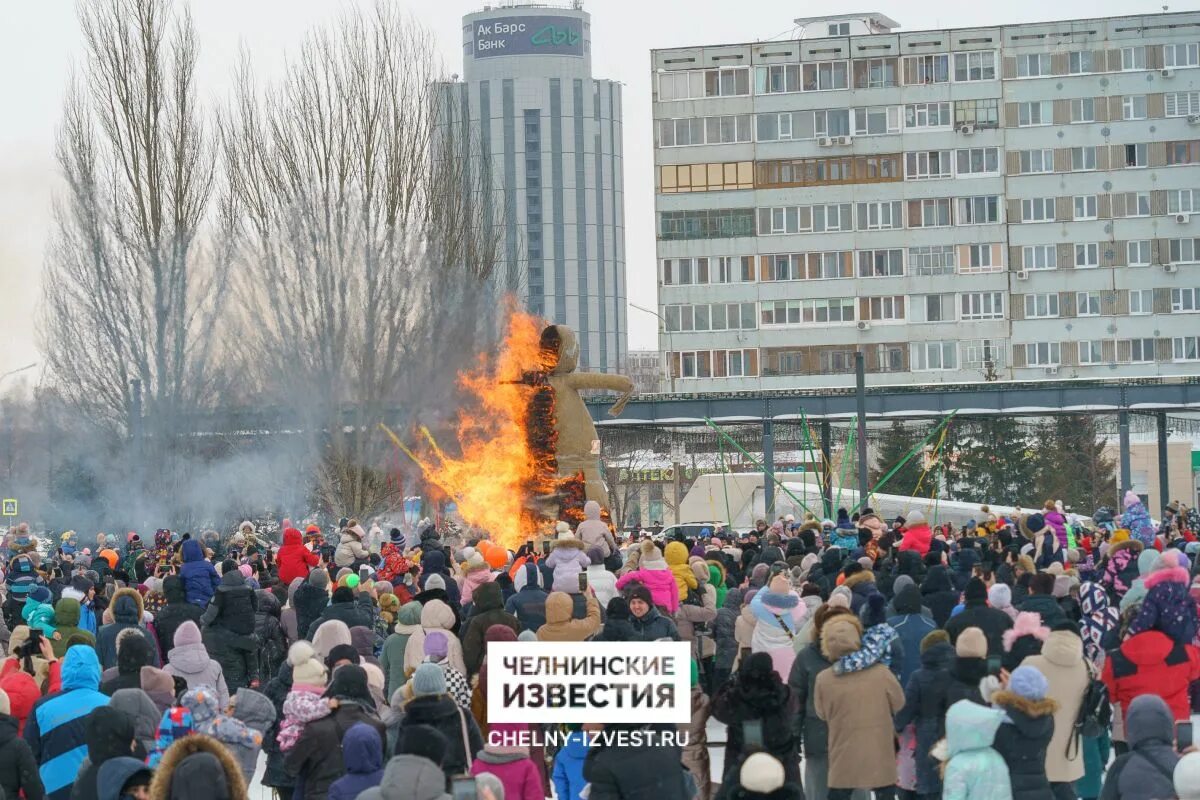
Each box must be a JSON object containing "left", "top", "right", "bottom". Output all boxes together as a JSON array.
[{"left": 0, "top": 0, "right": 1187, "bottom": 384}]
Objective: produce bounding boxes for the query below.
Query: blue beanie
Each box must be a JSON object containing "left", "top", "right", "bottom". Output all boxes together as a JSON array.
[
  {"left": 1009, "top": 665, "right": 1049, "bottom": 701},
  {"left": 412, "top": 662, "right": 446, "bottom": 697}
]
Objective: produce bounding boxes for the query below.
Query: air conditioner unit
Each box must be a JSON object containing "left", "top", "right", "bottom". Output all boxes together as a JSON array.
[
  {"left": 1162, "top": 68, "right": 1176, "bottom": 78},
  {"left": 1044, "top": 365, "right": 1059, "bottom": 376},
  {"left": 1016, "top": 269, "right": 1030, "bottom": 281},
  {"left": 857, "top": 320, "right": 871, "bottom": 331},
  {"left": 817, "top": 136, "right": 834, "bottom": 147},
  {"left": 958, "top": 123, "right": 976, "bottom": 135},
  {"left": 1188, "top": 114, "right": 1200, "bottom": 125},
  {"left": 835, "top": 135, "right": 853, "bottom": 145},
  {"left": 1164, "top": 262, "right": 1179, "bottom": 273},
  {"left": 1176, "top": 213, "right": 1191, "bottom": 224}
]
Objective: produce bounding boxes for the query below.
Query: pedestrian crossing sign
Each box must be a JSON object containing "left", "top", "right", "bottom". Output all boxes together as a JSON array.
[{"left": 1, "top": 499, "right": 16, "bottom": 517}]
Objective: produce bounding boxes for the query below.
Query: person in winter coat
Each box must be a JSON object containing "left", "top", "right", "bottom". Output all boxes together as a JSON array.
[
  {"left": 714, "top": 588, "right": 745, "bottom": 688},
  {"left": 277, "top": 527, "right": 320, "bottom": 586},
  {"left": 1128, "top": 549, "right": 1199, "bottom": 643},
  {"left": 403, "top": 599, "right": 466, "bottom": 676},
  {"left": 178, "top": 539, "right": 219, "bottom": 608},
  {"left": 293, "top": 570, "right": 332, "bottom": 643},
  {"left": 398, "top": 663, "right": 483, "bottom": 774},
  {"left": 711, "top": 652, "right": 798, "bottom": 785},
  {"left": 146, "top": 732, "right": 248, "bottom": 800},
  {"left": 592, "top": 597, "right": 636, "bottom": 642},
  {"left": 1021, "top": 625, "right": 1090, "bottom": 797},
  {"left": 894, "top": 630, "right": 956, "bottom": 800},
  {"left": 898, "top": 511, "right": 934, "bottom": 557},
  {"left": 887, "top": 581, "right": 936, "bottom": 689},
  {"left": 577, "top": 500, "right": 618, "bottom": 558},
  {"left": 615, "top": 541, "right": 681, "bottom": 613},
  {"left": 920, "top": 565, "right": 959, "bottom": 628},
  {"left": 72, "top": 706, "right": 137, "bottom": 800},
  {"left": 21, "top": 588, "right": 56, "bottom": 641},
  {"left": 937, "top": 699, "right": 1013, "bottom": 800},
  {"left": 0, "top": 689, "right": 42, "bottom": 800},
  {"left": 945, "top": 577, "right": 1014, "bottom": 656},
  {"left": 681, "top": 664, "right": 712, "bottom": 800},
  {"left": 947, "top": 627, "right": 989, "bottom": 707},
  {"left": 471, "top": 721, "right": 543, "bottom": 800},
  {"left": 25, "top": 645, "right": 109, "bottom": 800},
  {"left": 461, "top": 582, "right": 519, "bottom": 676},
  {"left": 381, "top": 601, "right": 422, "bottom": 697},
  {"left": 1022, "top": 513, "right": 1065, "bottom": 571},
  {"left": 1020, "top": 573, "right": 1069, "bottom": 630},
  {"left": 1099, "top": 693, "right": 1180, "bottom": 800},
  {"left": 50, "top": 598, "right": 95, "bottom": 659},
  {"left": 226, "top": 688, "right": 275, "bottom": 782},
  {"left": 254, "top": 589, "right": 288, "bottom": 681},
  {"left": 749, "top": 574, "right": 805, "bottom": 679},
  {"left": 328, "top": 722, "right": 385, "bottom": 800},
  {"left": 1175, "top": 752, "right": 1200, "bottom": 800},
  {"left": 537, "top": 590, "right": 601, "bottom": 642},
  {"left": 1101, "top": 538, "right": 1143, "bottom": 604},
  {"left": 545, "top": 533, "right": 592, "bottom": 596},
  {"left": 586, "top": 548, "right": 619, "bottom": 608},
  {"left": 96, "top": 756, "right": 151, "bottom": 800},
  {"left": 627, "top": 586, "right": 679, "bottom": 641},
  {"left": 179, "top": 685, "right": 266, "bottom": 783},
  {"left": 505, "top": 562, "right": 549, "bottom": 633},
  {"left": 163, "top": 621, "right": 228, "bottom": 707},
  {"left": 152, "top": 576, "right": 201, "bottom": 659},
  {"left": 108, "top": 688, "right": 159, "bottom": 758},
  {"left": 202, "top": 582, "right": 259, "bottom": 694},
  {"left": 418, "top": 631, "right": 472, "bottom": 710},
  {"left": 813, "top": 614, "right": 905, "bottom": 798},
  {"left": 306, "top": 586, "right": 371, "bottom": 639},
  {"left": 582, "top": 722, "right": 690, "bottom": 800},
  {"left": 788, "top": 604, "right": 855, "bottom": 800},
  {"left": 334, "top": 522, "right": 370, "bottom": 569},
  {"left": 1104, "top": 611, "right": 1200, "bottom": 722},
  {"left": 988, "top": 583, "right": 1019, "bottom": 622},
  {"left": 991, "top": 665, "right": 1058, "bottom": 800},
  {"left": 457, "top": 553, "right": 494, "bottom": 606},
  {"left": 95, "top": 589, "right": 159, "bottom": 671},
  {"left": 286, "top": 664, "right": 386, "bottom": 800},
  {"left": 100, "top": 634, "right": 155, "bottom": 696},
  {"left": 664, "top": 541, "right": 699, "bottom": 601},
  {"left": 552, "top": 728, "right": 589, "bottom": 800}
]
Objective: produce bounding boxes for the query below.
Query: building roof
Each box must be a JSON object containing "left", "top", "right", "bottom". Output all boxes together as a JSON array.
[{"left": 792, "top": 12, "right": 900, "bottom": 29}]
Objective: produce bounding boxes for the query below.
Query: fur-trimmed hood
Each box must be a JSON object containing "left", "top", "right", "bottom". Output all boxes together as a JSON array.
[
  {"left": 991, "top": 689, "right": 1059, "bottom": 719},
  {"left": 1002, "top": 611, "right": 1050, "bottom": 651},
  {"left": 820, "top": 614, "right": 864, "bottom": 660},
  {"left": 111, "top": 586, "right": 145, "bottom": 625},
  {"left": 551, "top": 538, "right": 587, "bottom": 551},
  {"left": 843, "top": 570, "right": 875, "bottom": 589},
  {"left": 148, "top": 732, "right": 247, "bottom": 800},
  {"left": 1108, "top": 538, "right": 1143, "bottom": 557}
]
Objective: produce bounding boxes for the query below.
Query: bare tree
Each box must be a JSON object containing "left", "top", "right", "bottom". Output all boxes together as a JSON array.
[
  {"left": 221, "top": 3, "right": 502, "bottom": 517},
  {"left": 39, "top": 0, "right": 231, "bottom": 445}
]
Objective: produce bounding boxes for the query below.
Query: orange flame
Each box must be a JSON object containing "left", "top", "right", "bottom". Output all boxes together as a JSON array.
[{"left": 411, "top": 310, "right": 559, "bottom": 550}]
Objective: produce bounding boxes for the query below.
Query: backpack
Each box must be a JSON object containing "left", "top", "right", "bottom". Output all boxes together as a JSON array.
[{"left": 1067, "top": 666, "right": 1112, "bottom": 759}]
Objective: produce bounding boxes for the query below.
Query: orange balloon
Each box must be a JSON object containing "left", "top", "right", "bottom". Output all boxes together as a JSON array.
[{"left": 484, "top": 546, "right": 509, "bottom": 570}]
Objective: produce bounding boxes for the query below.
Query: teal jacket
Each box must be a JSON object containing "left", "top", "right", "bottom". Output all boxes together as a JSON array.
[
  {"left": 21, "top": 596, "right": 57, "bottom": 637},
  {"left": 941, "top": 700, "right": 1013, "bottom": 800}
]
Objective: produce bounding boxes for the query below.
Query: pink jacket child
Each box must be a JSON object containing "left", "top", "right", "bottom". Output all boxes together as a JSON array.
[
  {"left": 1044, "top": 502, "right": 1069, "bottom": 549},
  {"left": 615, "top": 540, "right": 681, "bottom": 613},
  {"left": 278, "top": 641, "right": 330, "bottom": 751},
  {"left": 471, "top": 722, "right": 544, "bottom": 800},
  {"left": 458, "top": 551, "right": 494, "bottom": 605}
]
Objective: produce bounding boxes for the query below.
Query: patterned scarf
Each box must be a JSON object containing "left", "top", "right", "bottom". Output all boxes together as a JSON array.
[{"left": 1079, "top": 581, "right": 1118, "bottom": 668}]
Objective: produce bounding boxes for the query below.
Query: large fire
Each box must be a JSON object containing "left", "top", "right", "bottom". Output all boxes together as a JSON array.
[{"left": 400, "top": 311, "right": 570, "bottom": 550}]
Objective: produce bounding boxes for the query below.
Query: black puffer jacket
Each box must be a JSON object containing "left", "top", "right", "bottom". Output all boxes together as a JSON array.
[
  {"left": 711, "top": 657, "right": 797, "bottom": 784},
  {"left": 584, "top": 725, "right": 690, "bottom": 800},
  {"left": 0, "top": 713, "right": 42, "bottom": 800},
  {"left": 945, "top": 655, "right": 988, "bottom": 707},
  {"left": 260, "top": 662, "right": 294, "bottom": 792},
  {"left": 292, "top": 580, "right": 331, "bottom": 641},
  {"left": 95, "top": 588, "right": 160, "bottom": 670},
  {"left": 254, "top": 590, "right": 288, "bottom": 681},
  {"left": 893, "top": 641, "right": 954, "bottom": 796},
  {"left": 71, "top": 705, "right": 135, "bottom": 800},
  {"left": 787, "top": 640, "right": 833, "bottom": 758},
  {"left": 396, "top": 694, "right": 483, "bottom": 776},
  {"left": 203, "top": 624, "right": 259, "bottom": 692},
  {"left": 878, "top": 550, "right": 925, "bottom": 600},
  {"left": 992, "top": 689, "right": 1058, "bottom": 800},
  {"left": 920, "top": 566, "right": 959, "bottom": 628},
  {"left": 285, "top": 704, "right": 387, "bottom": 800},
  {"left": 201, "top": 571, "right": 258, "bottom": 636},
  {"left": 460, "top": 583, "right": 519, "bottom": 676},
  {"left": 154, "top": 577, "right": 202, "bottom": 654},
  {"left": 944, "top": 598, "right": 1013, "bottom": 656},
  {"left": 306, "top": 595, "right": 372, "bottom": 640}
]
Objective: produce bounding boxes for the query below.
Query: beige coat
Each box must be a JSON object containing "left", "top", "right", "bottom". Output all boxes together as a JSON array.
[
  {"left": 402, "top": 599, "right": 466, "bottom": 676},
  {"left": 536, "top": 591, "right": 600, "bottom": 641},
  {"left": 680, "top": 685, "right": 712, "bottom": 800},
  {"left": 1022, "top": 629, "right": 1091, "bottom": 782},
  {"left": 813, "top": 617, "right": 905, "bottom": 790}
]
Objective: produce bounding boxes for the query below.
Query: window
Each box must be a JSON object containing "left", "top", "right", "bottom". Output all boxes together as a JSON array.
[
  {"left": 904, "top": 102, "right": 953, "bottom": 128},
  {"left": 1128, "top": 241, "right": 1153, "bottom": 268},
  {"left": 1071, "top": 98, "right": 1096, "bottom": 123},
  {"left": 954, "top": 51, "right": 996, "bottom": 82},
  {"left": 954, "top": 98, "right": 1000, "bottom": 128},
  {"left": 856, "top": 249, "right": 904, "bottom": 277},
  {"left": 905, "top": 150, "right": 953, "bottom": 180},
  {"left": 756, "top": 203, "right": 854, "bottom": 235},
  {"left": 813, "top": 109, "right": 852, "bottom": 137},
  {"left": 659, "top": 162, "right": 754, "bottom": 193},
  {"left": 961, "top": 291, "right": 1004, "bottom": 320},
  {"left": 1023, "top": 245, "right": 1058, "bottom": 270},
  {"left": 1075, "top": 243, "right": 1100, "bottom": 268},
  {"left": 1124, "top": 143, "right": 1148, "bottom": 168},
  {"left": 1025, "top": 342, "right": 1062, "bottom": 366},
  {"left": 658, "top": 68, "right": 751, "bottom": 100},
  {"left": 725, "top": 350, "right": 751, "bottom": 378},
  {"left": 961, "top": 339, "right": 1005, "bottom": 370},
  {"left": 818, "top": 350, "right": 857, "bottom": 375},
  {"left": 811, "top": 298, "right": 855, "bottom": 323},
  {"left": 1078, "top": 340, "right": 1106, "bottom": 365},
  {"left": 1122, "top": 338, "right": 1156, "bottom": 363},
  {"left": 857, "top": 59, "right": 898, "bottom": 89},
  {"left": 911, "top": 341, "right": 958, "bottom": 370},
  {"left": 707, "top": 68, "right": 752, "bottom": 97},
  {"left": 659, "top": 208, "right": 756, "bottom": 240},
  {"left": 857, "top": 201, "right": 904, "bottom": 230},
  {"left": 1017, "top": 53, "right": 1050, "bottom": 77},
  {"left": 1021, "top": 197, "right": 1056, "bottom": 222},
  {"left": 1168, "top": 141, "right": 1200, "bottom": 165},
  {"left": 907, "top": 198, "right": 952, "bottom": 228},
  {"left": 1166, "top": 92, "right": 1200, "bottom": 117},
  {"left": 903, "top": 54, "right": 950, "bottom": 85},
  {"left": 1175, "top": 337, "right": 1200, "bottom": 361},
  {"left": 1018, "top": 148, "right": 1055, "bottom": 174},
  {"left": 1122, "top": 46, "right": 1146, "bottom": 71},
  {"left": 956, "top": 147, "right": 999, "bottom": 175},
  {"left": 1172, "top": 288, "right": 1200, "bottom": 311},
  {"left": 1123, "top": 95, "right": 1148, "bottom": 120},
  {"left": 1170, "top": 190, "right": 1200, "bottom": 213},
  {"left": 1118, "top": 192, "right": 1152, "bottom": 217},
  {"left": 866, "top": 296, "right": 905, "bottom": 321},
  {"left": 1164, "top": 43, "right": 1200, "bottom": 69},
  {"left": 1074, "top": 195, "right": 1098, "bottom": 220},
  {"left": 755, "top": 64, "right": 802, "bottom": 95},
  {"left": 1068, "top": 51, "right": 1095, "bottom": 74},
  {"left": 1171, "top": 238, "right": 1200, "bottom": 263},
  {"left": 962, "top": 244, "right": 1001, "bottom": 272},
  {"left": 909, "top": 245, "right": 956, "bottom": 275},
  {"left": 1077, "top": 291, "right": 1102, "bottom": 315},
  {"left": 1018, "top": 101, "right": 1052, "bottom": 126},
  {"left": 1025, "top": 293, "right": 1060, "bottom": 318},
  {"left": 957, "top": 195, "right": 1001, "bottom": 224},
  {"left": 714, "top": 255, "right": 756, "bottom": 283},
  {"left": 828, "top": 22, "right": 851, "bottom": 36},
  {"left": 1072, "top": 146, "right": 1098, "bottom": 171},
  {"left": 917, "top": 293, "right": 956, "bottom": 322},
  {"left": 802, "top": 61, "right": 849, "bottom": 91},
  {"left": 1130, "top": 288, "right": 1153, "bottom": 314},
  {"left": 854, "top": 106, "right": 902, "bottom": 135}
]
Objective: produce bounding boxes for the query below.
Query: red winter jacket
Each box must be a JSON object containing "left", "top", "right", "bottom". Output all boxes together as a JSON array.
[
  {"left": 1102, "top": 629, "right": 1200, "bottom": 721},
  {"left": 277, "top": 527, "right": 320, "bottom": 585},
  {"left": 897, "top": 523, "right": 933, "bottom": 557},
  {"left": 0, "top": 657, "right": 61, "bottom": 734}
]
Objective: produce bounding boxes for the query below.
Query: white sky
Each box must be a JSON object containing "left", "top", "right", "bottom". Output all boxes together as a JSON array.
[{"left": 0, "top": 0, "right": 1189, "bottom": 384}]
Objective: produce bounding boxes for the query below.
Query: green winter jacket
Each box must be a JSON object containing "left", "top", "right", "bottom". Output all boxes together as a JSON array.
[
  {"left": 380, "top": 601, "right": 423, "bottom": 698},
  {"left": 51, "top": 597, "right": 97, "bottom": 658}
]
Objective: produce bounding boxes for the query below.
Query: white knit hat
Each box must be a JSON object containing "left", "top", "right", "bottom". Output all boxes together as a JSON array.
[
  {"left": 288, "top": 641, "right": 327, "bottom": 686},
  {"left": 1176, "top": 752, "right": 1200, "bottom": 799},
  {"left": 740, "top": 753, "right": 785, "bottom": 794}
]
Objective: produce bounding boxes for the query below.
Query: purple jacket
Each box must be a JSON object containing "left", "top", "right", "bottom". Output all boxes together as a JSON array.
[{"left": 1044, "top": 511, "right": 1068, "bottom": 548}]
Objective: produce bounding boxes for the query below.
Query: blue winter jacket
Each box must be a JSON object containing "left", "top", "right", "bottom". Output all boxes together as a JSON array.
[
  {"left": 552, "top": 731, "right": 589, "bottom": 800},
  {"left": 23, "top": 646, "right": 110, "bottom": 800},
  {"left": 179, "top": 539, "right": 220, "bottom": 608}
]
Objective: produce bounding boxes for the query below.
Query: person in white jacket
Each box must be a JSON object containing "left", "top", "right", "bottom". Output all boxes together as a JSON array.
[{"left": 585, "top": 547, "right": 618, "bottom": 608}]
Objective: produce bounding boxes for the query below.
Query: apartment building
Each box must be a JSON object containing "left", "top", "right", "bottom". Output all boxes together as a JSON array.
[{"left": 653, "top": 11, "right": 1200, "bottom": 390}]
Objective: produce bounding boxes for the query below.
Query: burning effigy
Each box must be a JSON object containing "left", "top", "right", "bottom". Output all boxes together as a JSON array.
[{"left": 391, "top": 313, "right": 633, "bottom": 550}]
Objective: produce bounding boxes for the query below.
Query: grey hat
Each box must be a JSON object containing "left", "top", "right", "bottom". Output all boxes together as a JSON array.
[
  {"left": 309, "top": 568, "right": 330, "bottom": 590},
  {"left": 517, "top": 630, "right": 538, "bottom": 642},
  {"left": 412, "top": 662, "right": 446, "bottom": 697},
  {"left": 425, "top": 573, "right": 446, "bottom": 592}
]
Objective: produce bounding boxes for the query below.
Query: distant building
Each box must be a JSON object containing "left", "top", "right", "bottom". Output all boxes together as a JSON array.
[
  {"left": 626, "top": 350, "right": 666, "bottom": 393},
  {"left": 652, "top": 11, "right": 1200, "bottom": 389}
]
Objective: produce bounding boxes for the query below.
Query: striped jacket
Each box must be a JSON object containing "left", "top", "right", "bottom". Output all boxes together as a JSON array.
[{"left": 23, "top": 646, "right": 109, "bottom": 800}]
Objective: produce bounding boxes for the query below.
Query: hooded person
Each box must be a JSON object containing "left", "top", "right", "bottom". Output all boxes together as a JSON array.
[
  {"left": 1020, "top": 625, "right": 1089, "bottom": 792},
  {"left": 152, "top": 576, "right": 202, "bottom": 660},
  {"left": 936, "top": 699, "right": 1013, "bottom": 800},
  {"left": 292, "top": 569, "right": 333, "bottom": 644},
  {"left": 355, "top": 753, "right": 452, "bottom": 800},
  {"left": 586, "top": 547, "right": 619, "bottom": 608},
  {"left": 1099, "top": 693, "right": 1180, "bottom": 800},
  {"left": 380, "top": 601, "right": 422, "bottom": 698},
  {"left": 72, "top": 706, "right": 137, "bottom": 800},
  {"left": 100, "top": 632, "right": 156, "bottom": 696},
  {"left": 20, "top": 587, "right": 56, "bottom": 640},
  {"left": 95, "top": 589, "right": 159, "bottom": 670},
  {"left": 470, "top": 721, "right": 544, "bottom": 800},
  {"left": 177, "top": 539, "right": 220, "bottom": 609},
  {"left": 893, "top": 629, "right": 956, "bottom": 800},
  {"left": 306, "top": 584, "right": 372, "bottom": 640},
  {"left": 109, "top": 688, "right": 161, "bottom": 757},
  {"left": 505, "top": 561, "right": 549, "bottom": 633},
  {"left": 712, "top": 588, "right": 745, "bottom": 687},
  {"left": 328, "top": 722, "right": 385, "bottom": 800},
  {"left": 139, "top": 666, "right": 175, "bottom": 714},
  {"left": 749, "top": 573, "right": 806, "bottom": 679},
  {"left": 898, "top": 510, "right": 933, "bottom": 557},
  {"left": 162, "top": 621, "right": 228, "bottom": 706},
  {"left": 1100, "top": 537, "right": 1144, "bottom": 603},
  {"left": 25, "top": 645, "right": 109, "bottom": 800},
  {"left": 457, "top": 551, "right": 495, "bottom": 606},
  {"left": 664, "top": 541, "right": 699, "bottom": 601},
  {"left": 710, "top": 652, "right": 799, "bottom": 785},
  {"left": 1127, "top": 549, "right": 1199, "bottom": 643},
  {"left": 96, "top": 755, "right": 151, "bottom": 800},
  {"left": 1021, "top": 513, "right": 1065, "bottom": 571},
  {"left": 536, "top": 590, "right": 601, "bottom": 642},
  {"left": 277, "top": 527, "right": 320, "bottom": 586},
  {"left": 461, "top": 582, "right": 519, "bottom": 677},
  {"left": 146, "top": 733, "right": 248, "bottom": 800},
  {"left": 990, "top": 665, "right": 1059, "bottom": 800},
  {"left": 1176, "top": 752, "right": 1200, "bottom": 800},
  {"left": 50, "top": 597, "right": 95, "bottom": 659},
  {"left": 226, "top": 687, "right": 276, "bottom": 783},
  {"left": 179, "top": 686, "right": 264, "bottom": 773},
  {"left": 920, "top": 564, "right": 959, "bottom": 628},
  {"left": 945, "top": 577, "right": 1014, "bottom": 656},
  {"left": 545, "top": 531, "right": 591, "bottom": 596},
  {"left": 0, "top": 687, "right": 42, "bottom": 800},
  {"left": 403, "top": 599, "right": 467, "bottom": 676},
  {"left": 311, "top": 619, "right": 354, "bottom": 663},
  {"left": 576, "top": 500, "right": 618, "bottom": 560},
  {"left": 552, "top": 729, "right": 589, "bottom": 800},
  {"left": 334, "top": 521, "right": 370, "bottom": 569},
  {"left": 1122, "top": 491, "right": 1157, "bottom": 550},
  {"left": 469, "top": 625, "right": 519, "bottom": 737},
  {"left": 887, "top": 580, "right": 937, "bottom": 688},
  {"left": 396, "top": 663, "right": 483, "bottom": 777},
  {"left": 200, "top": 577, "right": 259, "bottom": 694},
  {"left": 615, "top": 540, "right": 681, "bottom": 613},
  {"left": 588, "top": 596, "right": 633, "bottom": 643},
  {"left": 418, "top": 631, "right": 471, "bottom": 710}
]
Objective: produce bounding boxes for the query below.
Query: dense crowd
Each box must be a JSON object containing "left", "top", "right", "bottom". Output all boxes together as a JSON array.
[{"left": 0, "top": 493, "right": 1198, "bottom": 800}]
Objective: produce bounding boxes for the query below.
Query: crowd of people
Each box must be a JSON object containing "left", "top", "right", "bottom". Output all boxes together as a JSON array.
[{"left": 0, "top": 493, "right": 1197, "bottom": 800}]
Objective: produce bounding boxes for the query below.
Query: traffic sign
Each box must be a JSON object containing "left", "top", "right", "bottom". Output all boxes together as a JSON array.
[{"left": 1, "top": 499, "right": 16, "bottom": 517}]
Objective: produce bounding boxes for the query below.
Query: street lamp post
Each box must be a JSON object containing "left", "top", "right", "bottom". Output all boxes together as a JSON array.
[{"left": 629, "top": 303, "right": 675, "bottom": 394}]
